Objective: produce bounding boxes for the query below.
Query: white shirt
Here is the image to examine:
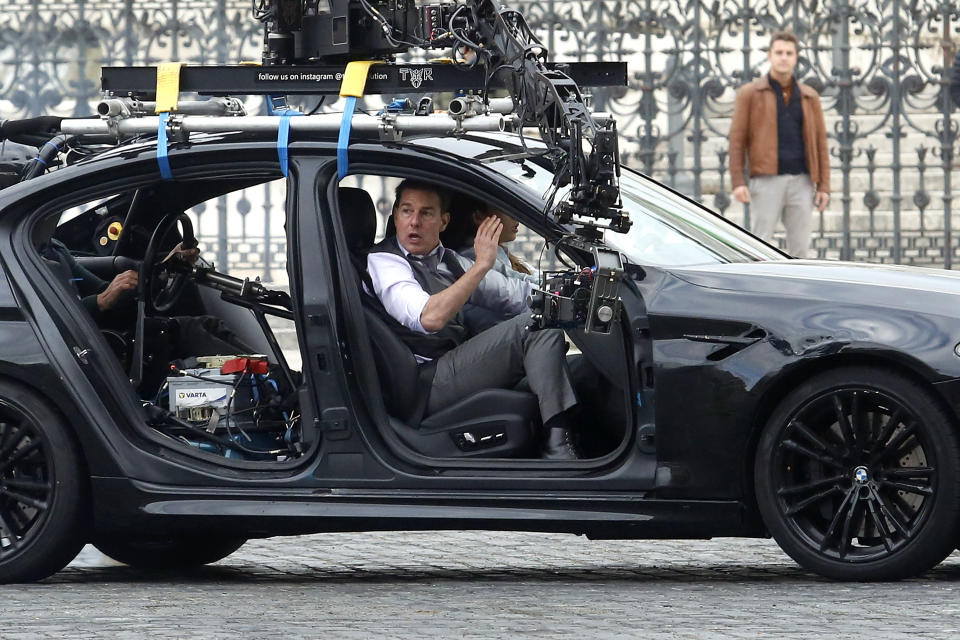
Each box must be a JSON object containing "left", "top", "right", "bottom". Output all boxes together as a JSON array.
[
  {"left": 459, "top": 245, "right": 540, "bottom": 284},
  {"left": 367, "top": 241, "right": 534, "bottom": 335}
]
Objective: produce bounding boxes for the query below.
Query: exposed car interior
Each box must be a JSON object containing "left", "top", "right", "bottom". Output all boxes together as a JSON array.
[
  {"left": 336, "top": 176, "right": 635, "bottom": 461},
  {"left": 30, "top": 172, "right": 636, "bottom": 466},
  {"left": 34, "top": 177, "right": 306, "bottom": 464}
]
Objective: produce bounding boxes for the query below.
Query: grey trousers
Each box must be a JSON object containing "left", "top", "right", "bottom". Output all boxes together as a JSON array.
[
  {"left": 427, "top": 313, "right": 578, "bottom": 423},
  {"left": 749, "top": 173, "right": 815, "bottom": 258}
]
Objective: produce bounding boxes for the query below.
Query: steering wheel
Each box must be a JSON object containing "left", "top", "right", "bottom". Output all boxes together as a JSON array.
[{"left": 139, "top": 213, "right": 197, "bottom": 315}]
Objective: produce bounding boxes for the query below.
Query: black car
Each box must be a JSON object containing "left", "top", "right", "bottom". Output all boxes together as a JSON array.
[{"left": 0, "top": 125, "right": 956, "bottom": 583}]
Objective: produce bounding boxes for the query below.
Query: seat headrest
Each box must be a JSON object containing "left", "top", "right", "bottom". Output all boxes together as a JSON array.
[
  {"left": 338, "top": 187, "right": 377, "bottom": 253},
  {"left": 384, "top": 213, "right": 396, "bottom": 238}
]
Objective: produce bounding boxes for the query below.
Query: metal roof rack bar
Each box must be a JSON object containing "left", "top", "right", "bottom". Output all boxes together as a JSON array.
[{"left": 60, "top": 112, "right": 513, "bottom": 139}]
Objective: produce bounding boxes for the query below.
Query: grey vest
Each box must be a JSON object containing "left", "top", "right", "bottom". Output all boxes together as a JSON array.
[{"left": 369, "top": 237, "right": 469, "bottom": 359}]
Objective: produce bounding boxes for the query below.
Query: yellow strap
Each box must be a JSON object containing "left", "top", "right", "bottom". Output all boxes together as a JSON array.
[
  {"left": 155, "top": 62, "right": 183, "bottom": 113},
  {"left": 339, "top": 61, "right": 383, "bottom": 98}
]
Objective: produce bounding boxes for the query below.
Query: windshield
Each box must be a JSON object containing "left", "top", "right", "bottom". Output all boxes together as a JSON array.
[
  {"left": 604, "top": 171, "right": 785, "bottom": 266},
  {"left": 410, "top": 134, "right": 785, "bottom": 267}
]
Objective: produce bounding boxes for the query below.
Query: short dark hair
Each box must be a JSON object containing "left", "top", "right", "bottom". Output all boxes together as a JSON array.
[
  {"left": 392, "top": 179, "right": 451, "bottom": 213},
  {"left": 442, "top": 194, "right": 486, "bottom": 249},
  {"left": 770, "top": 31, "right": 799, "bottom": 52}
]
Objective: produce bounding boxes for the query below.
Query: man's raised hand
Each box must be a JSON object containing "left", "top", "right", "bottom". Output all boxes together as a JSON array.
[{"left": 472, "top": 215, "right": 503, "bottom": 272}]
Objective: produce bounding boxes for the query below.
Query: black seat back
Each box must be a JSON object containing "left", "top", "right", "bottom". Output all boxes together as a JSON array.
[
  {"left": 338, "top": 187, "right": 377, "bottom": 253},
  {"left": 337, "top": 186, "right": 431, "bottom": 424},
  {"left": 361, "top": 306, "right": 433, "bottom": 424}
]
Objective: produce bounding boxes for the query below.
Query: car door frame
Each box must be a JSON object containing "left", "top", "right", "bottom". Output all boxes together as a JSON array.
[{"left": 305, "top": 147, "right": 662, "bottom": 492}]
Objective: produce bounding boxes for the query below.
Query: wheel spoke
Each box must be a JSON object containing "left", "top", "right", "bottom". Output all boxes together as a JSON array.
[
  {"left": 851, "top": 392, "right": 869, "bottom": 452},
  {"left": 870, "top": 408, "right": 904, "bottom": 456},
  {"left": 831, "top": 394, "right": 855, "bottom": 453},
  {"left": 1, "top": 478, "right": 51, "bottom": 494},
  {"left": 0, "top": 422, "right": 15, "bottom": 453},
  {"left": 790, "top": 420, "right": 844, "bottom": 458},
  {"left": 864, "top": 493, "right": 895, "bottom": 552},
  {"left": 880, "top": 479, "right": 933, "bottom": 496},
  {"left": 819, "top": 488, "right": 856, "bottom": 552},
  {"left": 784, "top": 485, "right": 843, "bottom": 515},
  {"left": 884, "top": 466, "right": 934, "bottom": 479},
  {"left": 838, "top": 498, "right": 864, "bottom": 559},
  {"left": 869, "top": 422, "right": 918, "bottom": 465},
  {"left": 5, "top": 502, "right": 29, "bottom": 532},
  {"left": 780, "top": 439, "right": 845, "bottom": 468},
  {"left": 3, "top": 489, "right": 47, "bottom": 511},
  {"left": 0, "top": 440, "right": 42, "bottom": 474},
  {"left": 0, "top": 508, "right": 21, "bottom": 550},
  {"left": 779, "top": 474, "right": 845, "bottom": 497},
  {"left": 871, "top": 486, "right": 912, "bottom": 540},
  {"left": 0, "top": 422, "right": 28, "bottom": 463}
]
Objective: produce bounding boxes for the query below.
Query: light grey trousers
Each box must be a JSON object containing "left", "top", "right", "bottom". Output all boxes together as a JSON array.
[
  {"left": 427, "top": 313, "right": 578, "bottom": 423},
  {"left": 749, "top": 173, "right": 815, "bottom": 258}
]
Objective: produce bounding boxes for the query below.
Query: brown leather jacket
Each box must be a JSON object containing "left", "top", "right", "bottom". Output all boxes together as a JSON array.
[{"left": 728, "top": 75, "right": 830, "bottom": 193}]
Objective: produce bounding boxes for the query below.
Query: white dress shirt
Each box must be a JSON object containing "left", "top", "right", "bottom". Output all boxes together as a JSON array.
[{"left": 367, "top": 241, "right": 534, "bottom": 335}]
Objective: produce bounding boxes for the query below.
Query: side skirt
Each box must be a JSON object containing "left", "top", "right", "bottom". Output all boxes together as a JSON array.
[{"left": 91, "top": 477, "right": 760, "bottom": 540}]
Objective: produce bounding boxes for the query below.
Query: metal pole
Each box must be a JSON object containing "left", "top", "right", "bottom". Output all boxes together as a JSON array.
[
  {"left": 890, "top": 0, "right": 903, "bottom": 264},
  {"left": 60, "top": 113, "right": 511, "bottom": 136}
]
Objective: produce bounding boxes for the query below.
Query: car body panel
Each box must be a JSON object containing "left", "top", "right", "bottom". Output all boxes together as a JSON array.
[{"left": 0, "top": 132, "right": 958, "bottom": 547}]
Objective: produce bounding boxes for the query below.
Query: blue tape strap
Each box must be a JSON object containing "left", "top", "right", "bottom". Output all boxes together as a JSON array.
[
  {"left": 276, "top": 110, "right": 303, "bottom": 177},
  {"left": 338, "top": 96, "right": 357, "bottom": 180},
  {"left": 43, "top": 141, "right": 59, "bottom": 154},
  {"left": 157, "top": 112, "right": 172, "bottom": 181},
  {"left": 34, "top": 157, "right": 47, "bottom": 166}
]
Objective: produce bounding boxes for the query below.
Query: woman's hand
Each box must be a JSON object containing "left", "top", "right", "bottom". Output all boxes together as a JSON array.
[{"left": 472, "top": 215, "right": 502, "bottom": 273}]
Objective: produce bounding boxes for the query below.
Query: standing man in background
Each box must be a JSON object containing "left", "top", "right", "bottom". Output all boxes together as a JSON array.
[{"left": 728, "top": 31, "right": 830, "bottom": 258}]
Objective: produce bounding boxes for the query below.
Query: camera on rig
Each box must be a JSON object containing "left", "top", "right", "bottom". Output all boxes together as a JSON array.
[
  {"left": 257, "top": 0, "right": 461, "bottom": 65},
  {"left": 527, "top": 247, "right": 624, "bottom": 335}
]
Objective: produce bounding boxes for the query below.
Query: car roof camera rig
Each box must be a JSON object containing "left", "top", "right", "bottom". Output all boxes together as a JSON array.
[
  {"left": 251, "top": 0, "right": 631, "bottom": 236},
  {"left": 258, "top": 0, "right": 460, "bottom": 65},
  {"left": 49, "top": 0, "right": 631, "bottom": 242}
]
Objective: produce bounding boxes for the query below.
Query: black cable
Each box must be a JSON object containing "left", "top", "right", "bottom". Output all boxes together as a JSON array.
[
  {"left": 305, "top": 96, "right": 326, "bottom": 116},
  {"left": 175, "top": 369, "right": 238, "bottom": 386},
  {"left": 553, "top": 234, "right": 577, "bottom": 269},
  {"left": 357, "top": 0, "right": 422, "bottom": 49},
  {"left": 537, "top": 236, "right": 550, "bottom": 277},
  {"left": 220, "top": 372, "right": 287, "bottom": 455}
]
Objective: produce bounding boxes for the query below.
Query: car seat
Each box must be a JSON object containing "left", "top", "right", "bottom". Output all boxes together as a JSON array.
[{"left": 337, "top": 186, "right": 537, "bottom": 458}]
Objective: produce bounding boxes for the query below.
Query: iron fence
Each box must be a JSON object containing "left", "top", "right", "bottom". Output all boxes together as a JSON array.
[{"left": 2, "top": 0, "right": 960, "bottom": 280}]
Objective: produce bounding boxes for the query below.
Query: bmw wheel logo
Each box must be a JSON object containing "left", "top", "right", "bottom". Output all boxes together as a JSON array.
[{"left": 854, "top": 466, "right": 869, "bottom": 484}]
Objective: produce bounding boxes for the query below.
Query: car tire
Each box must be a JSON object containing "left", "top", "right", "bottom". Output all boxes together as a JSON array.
[
  {"left": 755, "top": 365, "right": 960, "bottom": 581},
  {"left": 93, "top": 536, "right": 246, "bottom": 569},
  {"left": 0, "top": 382, "right": 88, "bottom": 583}
]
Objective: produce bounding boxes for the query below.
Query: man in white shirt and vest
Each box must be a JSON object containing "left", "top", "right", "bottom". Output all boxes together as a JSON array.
[{"left": 366, "top": 179, "right": 581, "bottom": 459}]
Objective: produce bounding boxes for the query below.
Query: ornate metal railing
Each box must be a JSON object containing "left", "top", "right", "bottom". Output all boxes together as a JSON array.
[{"left": 2, "top": 0, "right": 959, "bottom": 280}]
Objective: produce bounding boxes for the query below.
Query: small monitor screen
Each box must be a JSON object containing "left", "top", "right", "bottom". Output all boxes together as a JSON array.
[{"left": 595, "top": 248, "right": 623, "bottom": 271}]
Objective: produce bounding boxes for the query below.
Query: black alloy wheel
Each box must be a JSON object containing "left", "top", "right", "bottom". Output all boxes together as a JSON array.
[
  {"left": 0, "top": 382, "right": 87, "bottom": 583},
  {"left": 755, "top": 366, "right": 960, "bottom": 581}
]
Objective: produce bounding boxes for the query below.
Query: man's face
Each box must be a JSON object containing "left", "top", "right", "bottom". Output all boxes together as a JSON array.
[
  {"left": 393, "top": 187, "right": 449, "bottom": 255},
  {"left": 768, "top": 39, "right": 798, "bottom": 77}
]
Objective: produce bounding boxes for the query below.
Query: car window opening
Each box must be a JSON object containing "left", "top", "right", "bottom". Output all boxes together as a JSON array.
[
  {"left": 37, "top": 178, "right": 306, "bottom": 464},
  {"left": 338, "top": 174, "right": 636, "bottom": 462}
]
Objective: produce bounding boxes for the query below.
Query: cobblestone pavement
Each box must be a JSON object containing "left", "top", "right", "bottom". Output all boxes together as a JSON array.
[{"left": 1, "top": 533, "right": 959, "bottom": 639}]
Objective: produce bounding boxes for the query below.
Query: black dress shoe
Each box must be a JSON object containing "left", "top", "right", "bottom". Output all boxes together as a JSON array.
[{"left": 541, "top": 427, "right": 582, "bottom": 460}]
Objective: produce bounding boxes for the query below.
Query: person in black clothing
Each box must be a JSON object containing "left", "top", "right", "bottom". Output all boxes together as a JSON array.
[{"left": 42, "top": 239, "right": 254, "bottom": 390}]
